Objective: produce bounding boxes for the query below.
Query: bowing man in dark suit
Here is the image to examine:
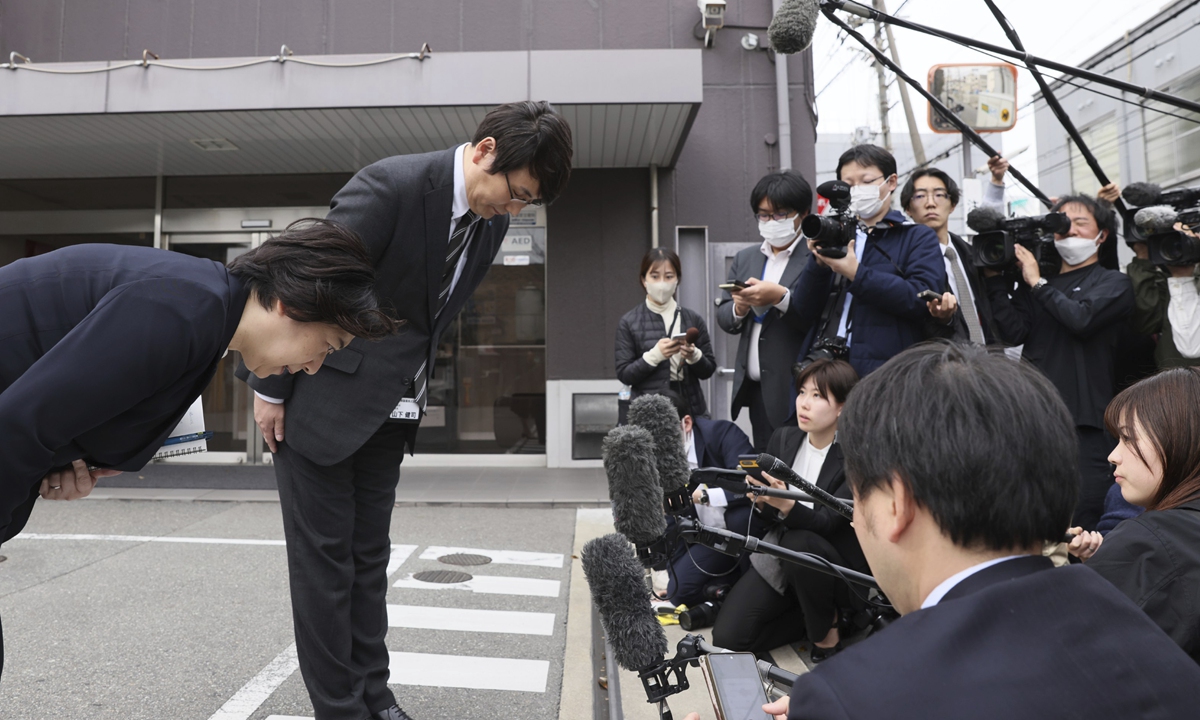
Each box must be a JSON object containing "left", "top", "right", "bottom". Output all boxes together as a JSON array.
[
  {"left": 712, "top": 359, "right": 865, "bottom": 663},
  {"left": 656, "top": 390, "right": 761, "bottom": 607},
  {"left": 726, "top": 342, "right": 1200, "bottom": 720},
  {"left": 716, "top": 171, "right": 814, "bottom": 450},
  {"left": 238, "top": 102, "right": 573, "bottom": 720},
  {"left": 900, "top": 166, "right": 1005, "bottom": 345},
  {"left": 0, "top": 220, "right": 396, "bottom": 678}
]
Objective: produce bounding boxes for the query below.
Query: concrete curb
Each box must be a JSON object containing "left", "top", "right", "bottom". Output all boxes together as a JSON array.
[
  {"left": 84, "top": 488, "right": 611, "bottom": 507},
  {"left": 559, "top": 508, "right": 616, "bottom": 720}
]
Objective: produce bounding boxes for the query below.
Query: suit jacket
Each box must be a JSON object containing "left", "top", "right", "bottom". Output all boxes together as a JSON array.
[
  {"left": 715, "top": 243, "right": 811, "bottom": 428},
  {"left": 924, "top": 233, "right": 1000, "bottom": 345},
  {"left": 240, "top": 148, "right": 509, "bottom": 465},
  {"left": 0, "top": 244, "right": 247, "bottom": 542},
  {"left": 763, "top": 426, "right": 865, "bottom": 571},
  {"left": 1087, "top": 498, "right": 1200, "bottom": 662},
  {"left": 692, "top": 417, "right": 753, "bottom": 510},
  {"left": 787, "top": 556, "right": 1200, "bottom": 719}
]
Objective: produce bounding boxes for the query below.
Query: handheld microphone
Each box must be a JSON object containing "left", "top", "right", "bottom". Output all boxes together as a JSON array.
[
  {"left": 768, "top": 0, "right": 820, "bottom": 54},
  {"left": 756, "top": 452, "right": 855, "bottom": 521},
  {"left": 581, "top": 533, "right": 669, "bottom": 672},
  {"left": 685, "top": 327, "right": 700, "bottom": 345},
  {"left": 966, "top": 205, "right": 1006, "bottom": 233},
  {"left": 603, "top": 426, "right": 668, "bottom": 565},
  {"left": 1134, "top": 205, "right": 1180, "bottom": 234},
  {"left": 627, "top": 394, "right": 692, "bottom": 512}
]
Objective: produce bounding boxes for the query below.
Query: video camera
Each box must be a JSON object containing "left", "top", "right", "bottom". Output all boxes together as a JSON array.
[
  {"left": 967, "top": 206, "right": 1069, "bottom": 278},
  {"left": 802, "top": 180, "right": 858, "bottom": 259},
  {"left": 1124, "top": 182, "right": 1200, "bottom": 266}
]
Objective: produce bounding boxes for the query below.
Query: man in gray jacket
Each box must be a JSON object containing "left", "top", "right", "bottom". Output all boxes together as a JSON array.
[
  {"left": 717, "top": 171, "right": 814, "bottom": 450},
  {"left": 239, "top": 101, "right": 573, "bottom": 720}
]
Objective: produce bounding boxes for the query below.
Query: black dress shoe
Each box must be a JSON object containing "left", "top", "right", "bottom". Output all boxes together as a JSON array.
[
  {"left": 371, "top": 705, "right": 414, "bottom": 720},
  {"left": 809, "top": 641, "right": 843, "bottom": 664}
]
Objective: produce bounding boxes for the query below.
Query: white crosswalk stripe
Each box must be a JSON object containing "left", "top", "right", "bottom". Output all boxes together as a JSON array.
[
  {"left": 386, "top": 604, "right": 556, "bottom": 636},
  {"left": 393, "top": 573, "right": 561, "bottom": 597},
  {"left": 388, "top": 651, "right": 550, "bottom": 693}
]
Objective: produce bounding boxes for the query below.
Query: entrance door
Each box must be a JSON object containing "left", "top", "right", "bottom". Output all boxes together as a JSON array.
[{"left": 708, "top": 242, "right": 756, "bottom": 438}]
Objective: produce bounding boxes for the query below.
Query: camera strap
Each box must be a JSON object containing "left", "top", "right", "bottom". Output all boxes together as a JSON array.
[{"left": 815, "top": 274, "right": 851, "bottom": 342}]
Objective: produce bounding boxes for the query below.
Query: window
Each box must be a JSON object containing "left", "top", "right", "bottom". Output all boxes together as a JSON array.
[
  {"left": 1143, "top": 70, "right": 1200, "bottom": 186},
  {"left": 1069, "top": 116, "right": 1121, "bottom": 196}
]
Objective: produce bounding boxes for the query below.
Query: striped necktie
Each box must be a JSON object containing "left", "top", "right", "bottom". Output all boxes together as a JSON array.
[
  {"left": 945, "top": 244, "right": 985, "bottom": 345},
  {"left": 411, "top": 210, "right": 478, "bottom": 412}
]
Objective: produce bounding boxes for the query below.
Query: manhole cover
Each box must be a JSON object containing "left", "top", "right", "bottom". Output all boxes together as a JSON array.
[
  {"left": 437, "top": 553, "right": 492, "bottom": 567},
  {"left": 413, "top": 569, "right": 473, "bottom": 584},
  {"left": 0, "top": 555, "right": 6, "bottom": 563}
]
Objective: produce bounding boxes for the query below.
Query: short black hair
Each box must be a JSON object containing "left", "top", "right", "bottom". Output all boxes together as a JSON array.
[
  {"left": 836, "top": 144, "right": 897, "bottom": 181},
  {"left": 657, "top": 389, "right": 693, "bottom": 421},
  {"left": 750, "top": 171, "right": 814, "bottom": 217},
  {"left": 227, "top": 218, "right": 398, "bottom": 341},
  {"left": 793, "top": 358, "right": 859, "bottom": 403},
  {"left": 839, "top": 341, "right": 1077, "bottom": 551},
  {"left": 1051, "top": 194, "right": 1118, "bottom": 241},
  {"left": 473, "top": 100, "right": 573, "bottom": 205},
  {"left": 900, "top": 168, "right": 961, "bottom": 211}
]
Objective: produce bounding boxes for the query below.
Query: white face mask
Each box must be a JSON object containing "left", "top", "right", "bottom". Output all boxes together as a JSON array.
[
  {"left": 1054, "top": 232, "right": 1102, "bottom": 266},
  {"left": 850, "top": 182, "right": 891, "bottom": 219},
  {"left": 758, "top": 217, "right": 800, "bottom": 248},
  {"left": 646, "top": 280, "right": 677, "bottom": 305}
]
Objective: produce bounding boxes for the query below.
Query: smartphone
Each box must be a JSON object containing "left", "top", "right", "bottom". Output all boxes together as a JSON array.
[
  {"left": 699, "top": 652, "right": 772, "bottom": 720},
  {"left": 671, "top": 331, "right": 689, "bottom": 341},
  {"left": 917, "top": 289, "right": 943, "bottom": 303},
  {"left": 719, "top": 280, "right": 749, "bottom": 291}
]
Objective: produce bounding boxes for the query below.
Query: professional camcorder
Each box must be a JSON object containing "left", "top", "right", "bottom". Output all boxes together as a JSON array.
[
  {"left": 967, "top": 206, "right": 1068, "bottom": 278},
  {"left": 802, "top": 180, "right": 858, "bottom": 259},
  {"left": 1124, "top": 182, "right": 1200, "bottom": 266}
]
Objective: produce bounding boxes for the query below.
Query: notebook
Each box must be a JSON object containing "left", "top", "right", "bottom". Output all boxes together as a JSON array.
[{"left": 153, "top": 396, "right": 212, "bottom": 459}]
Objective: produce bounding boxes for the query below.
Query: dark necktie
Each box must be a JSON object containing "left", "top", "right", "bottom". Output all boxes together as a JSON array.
[{"left": 412, "top": 210, "right": 478, "bottom": 411}]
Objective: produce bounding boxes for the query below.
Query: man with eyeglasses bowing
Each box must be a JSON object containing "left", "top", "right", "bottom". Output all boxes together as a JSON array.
[{"left": 237, "top": 101, "right": 573, "bottom": 720}]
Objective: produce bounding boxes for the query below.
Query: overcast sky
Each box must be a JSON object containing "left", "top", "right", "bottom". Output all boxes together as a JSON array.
[{"left": 810, "top": 0, "right": 1175, "bottom": 191}]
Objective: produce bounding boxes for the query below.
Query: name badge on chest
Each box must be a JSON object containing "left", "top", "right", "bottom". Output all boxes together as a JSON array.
[{"left": 390, "top": 398, "right": 421, "bottom": 421}]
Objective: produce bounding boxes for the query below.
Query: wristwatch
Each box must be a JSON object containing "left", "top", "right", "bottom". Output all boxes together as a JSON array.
[{"left": 1032, "top": 277, "right": 1049, "bottom": 292}]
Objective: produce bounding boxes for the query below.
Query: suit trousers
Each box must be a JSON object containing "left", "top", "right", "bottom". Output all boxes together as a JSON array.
[
  {"left": 274, "top": 421, "right": 412, "bottom": 720},
  {"left": 1075, "top": 426, "right": 1118, "bottom": 532},
  {"left": 711, "top": 568, "right": 806, "bottom": 655},
  {"left": 744, "top": 380, "right": 774, "bottom": 453}
]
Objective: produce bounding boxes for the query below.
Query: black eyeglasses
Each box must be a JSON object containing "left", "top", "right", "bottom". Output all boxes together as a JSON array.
[
  {"left": 506, "top": 173, "right": 546, "bottom": 207},
  {"left": 754, "top": 210, "right": 797, "bottom": 223}
]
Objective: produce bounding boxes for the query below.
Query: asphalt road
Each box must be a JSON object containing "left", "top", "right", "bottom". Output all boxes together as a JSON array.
[{"left": 0, "top": 499, "right": 578, "bottom": 720}]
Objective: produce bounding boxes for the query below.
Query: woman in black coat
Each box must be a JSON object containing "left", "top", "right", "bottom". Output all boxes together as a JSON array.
[
  {"left": 1068, "top": 367, "right": 1200, "bottom": 662},
  {"left": 614, "top": 248, "right": 717, "bottom": 416},
  {"left": 711, "top": 359, "right": 866, "bottom": 662}
]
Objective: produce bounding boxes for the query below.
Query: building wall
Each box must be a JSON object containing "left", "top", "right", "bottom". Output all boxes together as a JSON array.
[{"left": 0, "top": 0, "right": 818, "bottom": 382}]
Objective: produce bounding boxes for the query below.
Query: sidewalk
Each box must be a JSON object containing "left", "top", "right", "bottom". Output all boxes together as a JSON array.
[{"left": 95, "top": 462, "right": 610, "bottom": 507}]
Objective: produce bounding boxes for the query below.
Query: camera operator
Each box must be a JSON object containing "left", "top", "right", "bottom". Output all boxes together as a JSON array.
[
  {"left": 657, "top": 390, "right": 764, "bottom": 608},
  {"left": 791, "top": 145, "right": 945, "bottom": 377},
  {"left": 717, "top": 171, "right": 814, "bottom": 450},
  {"left": 680, "top": 343, "right": 1200, "bottom": 720},
  {"left": 901, "top": 160, "right": 1007, "bottom": 344},
  {"left": 710, "top": 359, "right": 864, "bottom": 665},
  {"left": 1127, "top": 224, "right": 1200, "bottom": 370},
  {"left": 987, "top": 194, "right": 1134, "bottom": 531}
]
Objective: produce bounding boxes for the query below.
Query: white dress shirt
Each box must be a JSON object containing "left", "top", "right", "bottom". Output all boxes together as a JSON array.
[
  {"left": 686, "top": 429, "right": 729, "bottom": 529},
  {"left": 788, "top": 436, "right": 831, "bottom": 510},
  {"left": 941, "top": 241, "right": 979, "bottom": 311},
  {"left": 734, "top": 238, "right": 796, "bottom": 381},
  {"left": 920, "top": 555, "right": 1026, "bottom": 609},
  {"left": 1167, "top": 276, "right": 1200, "bottom": 358}
]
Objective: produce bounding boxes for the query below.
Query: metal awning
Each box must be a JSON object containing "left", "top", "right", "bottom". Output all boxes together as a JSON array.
[{"left": 0, "top": 49, "right": 702, "bottom": 179}]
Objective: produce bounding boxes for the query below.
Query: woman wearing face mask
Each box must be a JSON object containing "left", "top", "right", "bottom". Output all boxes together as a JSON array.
[
  {"left": 986, "top": 194, "right": 1134, "bottom": 531},
  {"left": 614, "top": 248, "right": 717, "bottom": 416},
  {"left": 710, "top": 359, "right": 866, "bottom": 664},
  {"left": 1066, "top": 368, "right": 1200, "bottom": 662}
]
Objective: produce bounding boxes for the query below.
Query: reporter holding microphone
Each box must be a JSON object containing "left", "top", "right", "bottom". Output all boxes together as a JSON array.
[{"left": 615, "top": 248, "right": 716, "bottom": 417}]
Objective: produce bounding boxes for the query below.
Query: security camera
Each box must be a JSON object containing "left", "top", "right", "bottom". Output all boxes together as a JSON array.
[{"left": 698, "top": 0, "right": 726, "bottom": 30}]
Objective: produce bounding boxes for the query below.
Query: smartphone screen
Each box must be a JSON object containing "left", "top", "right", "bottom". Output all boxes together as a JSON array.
[{"left": 708, "top": 652, "right": 771, "bottom": 720}]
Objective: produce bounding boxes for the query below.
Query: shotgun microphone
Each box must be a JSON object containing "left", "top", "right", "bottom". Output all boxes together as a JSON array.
[
  {"left": 627, "top": 394, "right": 692, "bottom": 512},
  {"left": 581, "top": 533, "right": 669, "bottom": 672},
  {"left": 603, "top": 425, "right": 668, "bottom": 568},
  {"left": 756, "top": 452, "right": 855, "bottom": 521}
]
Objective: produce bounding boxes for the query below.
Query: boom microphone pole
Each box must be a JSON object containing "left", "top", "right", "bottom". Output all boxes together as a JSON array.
[{"left": 821, "top": 0, "right": 1200, "bottom": 116}]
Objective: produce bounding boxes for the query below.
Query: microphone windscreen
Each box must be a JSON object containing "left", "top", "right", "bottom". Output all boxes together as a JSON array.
[
  {"left": 581, "top": 533, "right": 669, "bottom": 671},
  {"left": 1134, "top": 205, "right": 1179, "bottom": 234},
  {"left": 966, "top": 205, "right": 1006, "bottom": 233},
  {"left": 627, "top": 394, "right": 691, "bottom": 493},
  {"left": 685, "top": 327, "right": 700, "bottom": 345},
  {"left": 1123, "top": 182, "right": 1163, "bottom": 208},
  {"left": 603, "top": 425, "right": 667, "bottom": 545},
  {"left": 768, "top": 0, "right": 820, "bottom": 54}
]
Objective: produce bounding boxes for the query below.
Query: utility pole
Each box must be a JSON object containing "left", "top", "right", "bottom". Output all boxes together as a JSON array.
[
  {"left": 876, "top": 0, "right": 926, "bottom": 166},
  {"left": 872, "top": 7, "right": 891, "bottom": 151}
]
